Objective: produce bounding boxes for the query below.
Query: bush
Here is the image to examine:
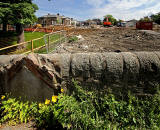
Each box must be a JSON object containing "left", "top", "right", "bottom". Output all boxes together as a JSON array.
[
  {"left": 0, "top": 96, "right": 37, "bottom": 125},
  {"left": 1, "top": 80, "right": 160, "bottom": 129},
  {"left": 68, "top": 36, "right": 78, "bottom": 43}
]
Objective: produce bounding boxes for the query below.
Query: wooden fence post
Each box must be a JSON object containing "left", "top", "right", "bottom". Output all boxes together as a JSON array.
[
  {"left": 48, "top": 35, "right": 50, "bottom": 52},
  {"left": 60, "top": 31, "right": 61, "bottom": 44},
  {"left": 31, "top": 40, "right": 34, "bottom": 52},
  {"left": 65, "top": 31, "right": 67, "bottom": 43}
]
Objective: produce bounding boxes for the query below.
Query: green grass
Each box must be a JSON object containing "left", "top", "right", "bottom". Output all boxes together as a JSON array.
[
  {"left": 25, "top": 32, "right": 46, "bottom": 51},
  {"left": 18, "top": 32, "right": 61, "bottom": 53},
  {"left": 0, "top": 31, "right": 18, "bottom": 45},
  {"left": 68, "top": 36, "right": 78, "bottom": 43},
  {"left": 0, "top": 31, "right": 46, "bottom": 46},
  {"left": 35, "top": 34, "right": 62, "bottom": 54},
  {"left": 24, "top": 32, "right": 46, "bottom": 52},
  {"left": 24, "top": 32, "right": 46, "bottom": 41},
  {"left": 0, "top": 31, "right": 64, "bottom": 54}
]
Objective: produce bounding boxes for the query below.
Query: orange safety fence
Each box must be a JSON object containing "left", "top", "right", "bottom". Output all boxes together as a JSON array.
[{"left": 24, "top": 28, "right": 53, "bottom": 33}]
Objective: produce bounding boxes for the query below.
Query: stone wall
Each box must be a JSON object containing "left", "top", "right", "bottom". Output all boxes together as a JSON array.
[{"left": 0, "top": 52, "right": 160, "bottom": 101}]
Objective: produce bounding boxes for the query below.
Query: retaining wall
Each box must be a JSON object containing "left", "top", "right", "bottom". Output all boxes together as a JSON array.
[{"left": 0, "top": 52, "right": 160, "bottom": 101}]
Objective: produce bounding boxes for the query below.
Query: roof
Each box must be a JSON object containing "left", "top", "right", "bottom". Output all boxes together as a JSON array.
[
  {"left": 38, "top": 14, "right": 76, "bottom": 21},
  {"left": 39, "top": 14, "right": 58, "bottom": 18},
  {"left": 127, "top": 19, "right": 138, "bottom": 22}
]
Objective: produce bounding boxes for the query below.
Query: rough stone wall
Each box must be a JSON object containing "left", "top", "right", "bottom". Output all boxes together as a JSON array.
[{"left": 0, "top": 52, "right": 160, "bottom": 101}]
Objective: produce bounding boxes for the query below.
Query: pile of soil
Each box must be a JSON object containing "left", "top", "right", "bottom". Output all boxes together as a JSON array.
[{"left": 55, "top": 27, "right": 160, "bottom": 53}]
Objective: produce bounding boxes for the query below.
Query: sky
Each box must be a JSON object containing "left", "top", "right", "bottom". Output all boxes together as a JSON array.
[{"left": 33, "top": 0, "right": 160, "bottom": 21}]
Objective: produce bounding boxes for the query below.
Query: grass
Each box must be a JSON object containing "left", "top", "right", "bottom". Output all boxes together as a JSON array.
[
  {"left": 35, "top": 33, "right": 63, "bottom": 54},
  {"left": 0, "top": 31, "right": 46, "bottom": 54},
  {"left": 0, "top": 31, "right": 62, "bottom": 54},
  {"left": 0, "top": 31, "right": 70, "bottom": 54},
  {"left": 0, "top": 31, "right": 46, "bottom": 46},
  {"left": 24, "top": 32, "right": 46, "bottom": 41},
  {"left": 68, "top": 36, "right": 78, "bottom": 43},
  {"left": 25, "top": 32, "right": 46, "bottom": 51},
  {"left": 37, "top": 35, "right": 78, "bottom": 54},
  {"left": 0, "top": 31, "right": 18, "bottom": 45}
]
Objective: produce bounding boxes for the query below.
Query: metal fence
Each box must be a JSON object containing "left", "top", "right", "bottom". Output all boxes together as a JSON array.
[{"left": 43, "top": 30, "right": 67, "bottom": 53}]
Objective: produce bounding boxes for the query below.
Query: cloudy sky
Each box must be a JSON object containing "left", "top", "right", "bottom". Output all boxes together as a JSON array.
[{"left": 33, "top": 0, "right": 160, "bottom": 21}]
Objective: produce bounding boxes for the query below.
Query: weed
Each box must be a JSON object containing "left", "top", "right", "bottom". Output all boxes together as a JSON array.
[
  {"left": 0, "top": 81, "right": 160, "bottom": 129},
  {"left": 68, "top": 36, "right": 78, "bottom": 43}
]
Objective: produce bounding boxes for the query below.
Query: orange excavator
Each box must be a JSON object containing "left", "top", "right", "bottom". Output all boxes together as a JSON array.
[{"left": 103, "top": 17, "right": 112, "bottom": 27}]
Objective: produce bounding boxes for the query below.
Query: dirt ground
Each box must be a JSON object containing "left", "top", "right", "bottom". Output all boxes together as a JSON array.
[
  {"left": 55, "top": 27, "right": 160, "bottom": 53},
  {"left": 0, "top": 122, "right": 36, "bottom": 130}
]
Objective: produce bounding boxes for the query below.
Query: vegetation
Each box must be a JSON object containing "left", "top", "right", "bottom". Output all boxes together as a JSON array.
[
  {"left": 0, "top": 31, "right": 18, "bottom": 45},
  {"left": 92, "top": 19, "right": 102, "bottom": 25},
  {"left": 0, "top": 31, "right": 46, "bottom": 54},
  {"left": 1, "top": 80, "right": 160, "bottom": 129},
  {"left": 0, "top": 0, "right": 38, "bottom": 43},
  {"left": 150, "top": 12, "right": 160, "bottom": 24},
  {"left": 34, "top": 33, "right": 61, "bottom": 54},
  {"left": 68, "top": 36, "right": 78, "bottom": 43},
  {"left": 139, "top": 12, "right": 160, "bottom": 24},
  {"left": 139, "top": 16, "right": 152, "bottom": 22},
  {"left": 0, "top": 31, "right": 45, "bottom": 45},
  {"left": 0, "top": 31, "right": 66, "bottom": 54}
]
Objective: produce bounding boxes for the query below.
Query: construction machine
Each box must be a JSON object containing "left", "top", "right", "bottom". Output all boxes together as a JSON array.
[{"left": 103, "top": 17, "right": 112, "bottom": 27}]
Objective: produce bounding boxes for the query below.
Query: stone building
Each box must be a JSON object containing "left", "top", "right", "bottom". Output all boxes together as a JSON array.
[
  {"left": 126, "top": 19, "right": 137, "bottom": 27},
  {"left": 38, "top": 13, "right": 73, "bottom": 27}
]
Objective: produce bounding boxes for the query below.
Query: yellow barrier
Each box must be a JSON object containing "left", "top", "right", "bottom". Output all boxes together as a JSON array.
[{"left": 0, "top": 30, "right": 69, "bottom": 55}]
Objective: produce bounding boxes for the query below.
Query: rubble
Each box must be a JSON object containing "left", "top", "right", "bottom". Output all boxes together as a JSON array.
[
  {"left": 55, "top": 27, "right": 160, "bottom": 53},
  {"left": 76, "top": 35, "right": 85, "bottom": 41}
]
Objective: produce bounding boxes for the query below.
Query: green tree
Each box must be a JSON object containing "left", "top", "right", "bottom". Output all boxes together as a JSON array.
[
  {"left": 92, "top": 18, "right": 102, "bottom": 25},
  {"left": 0, "top": 0, "right": 38, "bottom": 43},
  {"left": 139, "top": 16, "right": 152, "bottom": 22},
  {"left": 150, "top": 13, "right": 160, "bottom": 24},
  {"left": 104, "top": 14, "right": 117, "bottom": 25},
  {"left": 0, "top": 1, "right": 12, "bottom": 32}
]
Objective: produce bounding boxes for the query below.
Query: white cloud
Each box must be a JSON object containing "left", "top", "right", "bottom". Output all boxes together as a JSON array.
[
  {"left": 86, "top": 0, "right": 160, "bottom": 20},
  {"left": 86, "top": 0, "right": 105, "bottom": 7}
]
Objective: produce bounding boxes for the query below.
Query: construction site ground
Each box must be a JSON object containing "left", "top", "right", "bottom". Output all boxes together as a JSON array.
[
  {"left": 55, "top": 27, "right": 160, "bottom": 53},
  {"left": 1, "top": 27, "right": 160, "bottom": 129}
]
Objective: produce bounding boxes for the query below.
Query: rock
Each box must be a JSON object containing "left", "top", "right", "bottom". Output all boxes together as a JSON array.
[
  {"left": 1, "top": 52, "right": 160, "bottom": 100},
  {"left": 76, "top": 35, "right": 85, "bottom": 41}
]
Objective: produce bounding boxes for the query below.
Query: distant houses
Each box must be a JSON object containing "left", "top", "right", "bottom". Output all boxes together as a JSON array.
[
  {"left": 126, "top": 19, "right": 137, "bottom": 27},
  {"left": 38, "top": 13, "right": 77, "bottom": 27},
  {"left": 117, "top": 19, "right": 137, "bottom": 27}
]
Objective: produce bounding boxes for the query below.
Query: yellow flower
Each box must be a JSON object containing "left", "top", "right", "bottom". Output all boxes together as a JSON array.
[
  {"left": 39, "top": 103, "right": 42, "bottom": 107},
  {"left": 61, "top": 88, "right": 64, "bottom": 93},
  {"left": 52, "top": 96, "right": 58, "bottom": 103},
  {"left": 45, "top": 99, "right": 50, "bottom": 105},
  {"left": 1, "top": 95, "right": 5, "bottom": 100}
]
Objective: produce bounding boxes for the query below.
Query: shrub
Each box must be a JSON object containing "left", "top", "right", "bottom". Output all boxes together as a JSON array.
[
  {"left": 0, "top": 96, "right": 37, "bottom": 125},
  {"left": 68, "top": 36, "right": 78, "bottom": 43},
  {"left": 0, "top": 81, "right": 160, "bottom": 129}
]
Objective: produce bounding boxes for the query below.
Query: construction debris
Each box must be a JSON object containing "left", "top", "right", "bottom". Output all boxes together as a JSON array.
[{"left": 55, "top": 27, "right": 160, "bottom": 53}]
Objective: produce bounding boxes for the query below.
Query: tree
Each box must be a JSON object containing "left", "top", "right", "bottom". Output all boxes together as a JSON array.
[
  {"left": 0, "top": 0, "right": 38, "bottom": 44},
  {"left": 104, "top": 14, "right": 117, "bottom": 25},
  {"left": 139, "top": 16, "right": 152, "bottom": 22},
  {"left": 92, "top": 19, "right": 102, "bottom": 25},
  {"left": 0, "top": 1, "right": 12, "bottom": 32},
  {"left": 150, "top": 13, "right": 160, "bottom": 24},
  {"left": 118, "top": 19, "right": 124, "bottom": 23},
  {"left": 12, "top": 2, "right": 38, "bottom": 43}
]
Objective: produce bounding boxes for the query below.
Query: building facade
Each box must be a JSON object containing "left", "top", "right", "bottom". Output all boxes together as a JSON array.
[{"left": 38, "top": 13, "right": 75, "bottom": 27}]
